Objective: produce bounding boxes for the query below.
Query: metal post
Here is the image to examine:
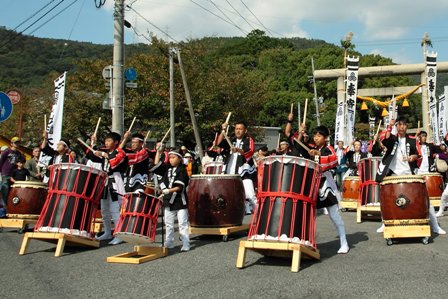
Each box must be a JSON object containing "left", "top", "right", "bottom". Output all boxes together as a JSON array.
[
  {"left": 169, "top": 48, "right": 175, "bottom": 148},
  {"left": 112, "top": 0, "right": 124, "bottom": 135},
  {"left": 176, "top": 49, "right": 204, "bottom": 160},
  {"left": 311, "top": 57, "right": 320, "bottom": 125}
]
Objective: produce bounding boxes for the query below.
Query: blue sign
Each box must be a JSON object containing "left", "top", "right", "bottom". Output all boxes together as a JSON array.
[
  {"left": 0, "top": 92, "right": 13, "bottom": 123},
  {"left": 124, "top": 67, "right": 137, "bottom": 81}
]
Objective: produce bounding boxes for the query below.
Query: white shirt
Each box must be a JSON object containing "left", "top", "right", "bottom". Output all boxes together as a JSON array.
[
  {"left": 389, "top": 137, "right": 412, "bottom": 175},
  {"left": 418, "top": 144, "right": 429, "bottom": 174}
]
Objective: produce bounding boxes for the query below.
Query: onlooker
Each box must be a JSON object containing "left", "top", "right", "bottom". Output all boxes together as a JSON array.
[
  {"left": 10, "top": 158, "right": 30, "bottom": 183},
  {"left": 25, "top": 147, "right": 43, "bottom": 182}
]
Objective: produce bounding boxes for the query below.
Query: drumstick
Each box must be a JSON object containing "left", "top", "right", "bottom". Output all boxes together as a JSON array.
[
  {"left": 223, "top": 131, "right": 233, "bottom": 148},
  {"left": 225, "top": 112, "right": 232, "bottom": 135},
  {"left": 160, "top": 127, "right": 171, "bottom": 144},
  {"left": 44, "top": 114, "right": 47, "bottom": 131},
  {"left": 277, "top": 133, "right": 281, "bottom": 148},
  {"left": 375, "top": 120, "right": 382, "bottom": 136},
  {"left": 293, "top": 136, "right": 311, "bottom": 152},
  {"left": 298, "top": 101, "right": 301, "bottom": 126},
  {"left": 93, "top": 117, "right": 101, "bottom": 136},
  {"left": 302, "top": 98, "right": 308, "bottom": 126},
  {"left": 143, "top": 130, "right": 151, "bottom": 144},
  {"left": 415, "top": 120, "right": 421, "bottom": 138},
  {"left": 77, "top": 138, "right": 96, "bottom": 153},
  {"left": 290, "top": 103, "right": 293, "bottom": 114},
  {"left": 127, "top": 117, "right": 137, "bottom": 132}
]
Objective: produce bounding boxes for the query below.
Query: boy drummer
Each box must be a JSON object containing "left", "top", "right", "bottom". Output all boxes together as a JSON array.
[{"left": 293, "top": 124, "right": 349, "bottom": 254}]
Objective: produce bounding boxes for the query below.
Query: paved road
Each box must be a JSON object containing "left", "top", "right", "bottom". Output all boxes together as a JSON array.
[{"left": 2, "top": 212, "right": 448, "bottom": 298}]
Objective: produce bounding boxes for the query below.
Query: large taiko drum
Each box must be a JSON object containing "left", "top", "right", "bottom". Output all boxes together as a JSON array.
[
  {"left": 342, "top": 176, "right": 360, "bottom": 202},
  {"left": 7, "top": 181, "right": 48, "bottom": 215},
  {"left": 380, "top": 175, "right": 429, "bottom": 221},
  {"left": 35, "top": 163, "right": 107, "bottom": 238},
  {"left": 358, "top": 157, "right": 382, "bottom": 206},
  {"left": 188, "top": 174, "right": 245, "bottom": 227},
  {"left": 114, "top": 192, "right": 161, "bottom": 245},
  {"left": 203, "top": 161, "right": 224, "bottom": 175},
  {"left": 421, "top": 173, "right": 444, "bottom": 200},
  {"left": 247, "top": 156, "right": 320, "bottom": 249}
]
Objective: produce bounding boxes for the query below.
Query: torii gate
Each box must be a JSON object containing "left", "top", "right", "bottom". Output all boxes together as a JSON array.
[{"left": 314, "top": 62, "right": 448, "bottom": 138}]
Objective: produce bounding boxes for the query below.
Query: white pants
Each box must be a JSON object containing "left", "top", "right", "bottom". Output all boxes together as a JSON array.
[
  {"left": 243, "top": 178, "right": 257, "bottom": 213},
  {"left": 165, "top": 208, "right": 189, "bottom": 244},
  {"left": 101, "top": 188, "right": 122, "bottom": 234}
]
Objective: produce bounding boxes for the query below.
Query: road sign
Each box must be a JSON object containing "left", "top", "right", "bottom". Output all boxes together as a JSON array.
[
  {"left": 125, "top": 82, "right": 138, "bottom": 88},
  {"left": 102, "top": 65, "right": 113, "bottom": 80},
  {"left": 0, "top": 92, "right": 13, "bottom": 122},
  {"left": 124, "top": 67, "right": 137, "bottom": 81},
  {"left": 7, "top": 90, "right": 21, "bottom": 105}
]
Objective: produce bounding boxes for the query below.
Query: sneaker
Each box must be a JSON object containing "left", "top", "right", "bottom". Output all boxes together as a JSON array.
[
  {"left": 180, "top": 243, "right": 190, "bottom": 252},
  {"left": 108, "top": 237, "right": 123, "bottom": 245},
  {"left": 96, "top": 232, "right": 112, "bottom": 241},
  {"left": 433, "top": 226, "right": 447, "bottom": 235},
  {"left": 322, "top": 208, "right": 329, "bottom": 215},
  {"left": 435, "top": 211, "right": 444, "bottom": 217},
  {"left": 337, "top": 244, "right": 350, "bottom": 254},
  {"left": 165, "top": 241, "right": 174, "bottom": 249},
  {"left": 0, "top": 208, "right": 6, "bottom": 218},
  {"left": 376, "top": 224, "right": 385, "bottom": 233}
]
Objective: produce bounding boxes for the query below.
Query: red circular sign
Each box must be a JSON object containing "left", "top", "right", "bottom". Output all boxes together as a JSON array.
[{"left": 7, "top": 90, "right": 21, "bottom": 105}]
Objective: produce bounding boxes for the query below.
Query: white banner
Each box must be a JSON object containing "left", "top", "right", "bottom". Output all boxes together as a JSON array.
[
  {"left": 426, "top": 52, "right": 439, "bottom": 144},
  {"left": 47, "top": 72, "right": 67, "bottom": 149},
  {"left": 345, "top": 56, "right": 359, "bottom": 144},
  {"left": 439, "top": 86, "right": 448, "bottom": 142},
  {"left": 334, "top": 99, "right": 345, "bottom": 147}
]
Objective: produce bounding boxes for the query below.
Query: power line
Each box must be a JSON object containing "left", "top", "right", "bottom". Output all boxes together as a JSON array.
[
  {"left": 29, "top": 0, "right": 80, "bottom": 35},
  {"left": 0, "top": 0, "right": 66, "bottom": 50},
  {"left": 239, "top": 0, "right": 273, "bottom": 36},
  {"left": 127, "top": 4, "right": 179, "bottom": 43},
  {"left": 224, "top": 0, "right": 255, "bottom": 31},
  {"left": 60, "top": 0, "right": 87, "bottom": 58},
  {"left": 207, "top": 0, "right": 248, "bottom": 35},
  {"left": 190, "top": 0, "right": 248, "bottom": 35},
  {"left": 10, "top": 0, "right": 57, "bottom": 32}
]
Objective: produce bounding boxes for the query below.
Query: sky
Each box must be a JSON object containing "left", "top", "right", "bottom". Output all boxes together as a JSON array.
[{"left": 1, "top": 0, "right": 448, "bottom": 65}]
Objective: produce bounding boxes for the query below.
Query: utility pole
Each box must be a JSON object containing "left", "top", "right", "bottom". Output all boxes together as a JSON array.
[
  {"left": 177, "top": 49, "right": 204, "bottom": 160},
  {"left": 311, "top": 57, "right": 320, "bottom": 125},
  {"left": 112, "top": 0, "right": 124, "bottom": 135},
  {"left": 169, "top": 47, "right": 175, "bottom": 148}
]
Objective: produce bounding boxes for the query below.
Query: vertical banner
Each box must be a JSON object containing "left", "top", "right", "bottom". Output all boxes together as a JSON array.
[
  {"left": 388, "top": 98, "right": 398, "bottom": 135},
  {"left": 369, "top": 116, "right": 376, "bottom": 139},
  {"left": 344, "top": 56, "right": 360, "bottom": 144},
  {"left": 439, "top": 86, "right": 448, "bottom": 142},
  {"left": 47, "top": 72, "right": 67, "bottom": 149},
  {"left": 334, "top": 98, "right": 344, "bottom": 147},
  {"left": 426, "top": 52, "right": 439, "bottom": 144}
]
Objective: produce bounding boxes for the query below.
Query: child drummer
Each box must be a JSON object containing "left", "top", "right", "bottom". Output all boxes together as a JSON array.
[
  {"left": 155, "top": 147, "right": 190, "bottom": 252},
  {"left": 293, "top": 124, "right": 350, "bottom": 254}
]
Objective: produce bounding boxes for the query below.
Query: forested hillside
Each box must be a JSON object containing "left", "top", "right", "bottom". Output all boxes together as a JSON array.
[{"left": 1, "top": 26, "right": 443, "bottom": 149}]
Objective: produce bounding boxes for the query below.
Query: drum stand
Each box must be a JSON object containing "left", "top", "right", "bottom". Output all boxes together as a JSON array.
[
  {"left": 340, "top": 199, "right": 358, "bottom": 210},
  {"left": 19, "top": 232, "right": 100, "bottom": 257},
  {"left": 383, "top": 219, "right": 431, "bottom": 245},
  {"left": 356, "top": 204, "right": 381, "bottom": 223},
  {"left": 236, "top": 240, "right": 320, "bottom": 272},
  {"left": 189, "top": 224, "right": 250, "bottom": 242},
  {"left": 107, "top": 210, "right": 168, "bottom": 264},
  {"left": 0, "top": 214, "right": 38, "bottom": 233}
]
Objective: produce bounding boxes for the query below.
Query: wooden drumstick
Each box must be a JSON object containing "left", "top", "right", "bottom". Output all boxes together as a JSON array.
[
  {"left": 93, "top": 117, "right": 101, "bottom": 136},
  {"left": 223, "top": 131, "right": 233, "bottom": 148},
  {"left": 225, "top": 112, "right": 232, "bottom": 135},
  {"left": 277, "top": 133, "right": 281, "bottom": 148},
  {"left": 415, "top": 120, "right": 420, "bottom": 138},
  {"left": 293, "top": 136, "right": 311, "bottom": 152},
  {"left": 290, "top": 103, "right": 293, "bottom": 114},
  {"left": 77, "top": 138, "right": 96, "bottom": 153},
  {"left": 44, "top": 114, "right": 47, "bottom": 131},
  {"left": 302, "top": 98, "right": 308, "bottom": 126},
  {"left": 160, "top": 127, "right": 171, "bottom": 144},
  {"left": 298, "top": 102, "right": 301, "bottom": 125},
  {"left": 143, "top": 130, "right": 151, "bottom": 144},
  {"left": 128, "top": 116, "right": 137, "bottom": 132},
  {"left": 375, "top": 119, "right": 382, "bottom": 137}
]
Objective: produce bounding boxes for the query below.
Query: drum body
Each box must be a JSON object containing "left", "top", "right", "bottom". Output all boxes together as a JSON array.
[
  {"left": 342, "top": 176, "right": 360, "bottom": 202},
  {"left": 188, "top": 174, "right": 245, "bottom": 227},
  {"left": 421, "top": 173, "right": 444, "bottom": 200},
  {"left": 247, "top": 156, "right": 320, "bottom": 249},
  {"left": 114, "top": 192, "right": 161, "bottom": 245},
  {"left": 380, "top": 175, "right": 429, "bottom": 221},
  {"left": 203, "top": 161, "right": 224, "bottom": 175},
  {"left": 7, "top": 181, "right": 48, "bottom": 215},
  {"left": 35, "top": 163, "right": 107, "bottom": 238},
  {"left": 358, "top": 157, "right": 382, "bottom": 205}
]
